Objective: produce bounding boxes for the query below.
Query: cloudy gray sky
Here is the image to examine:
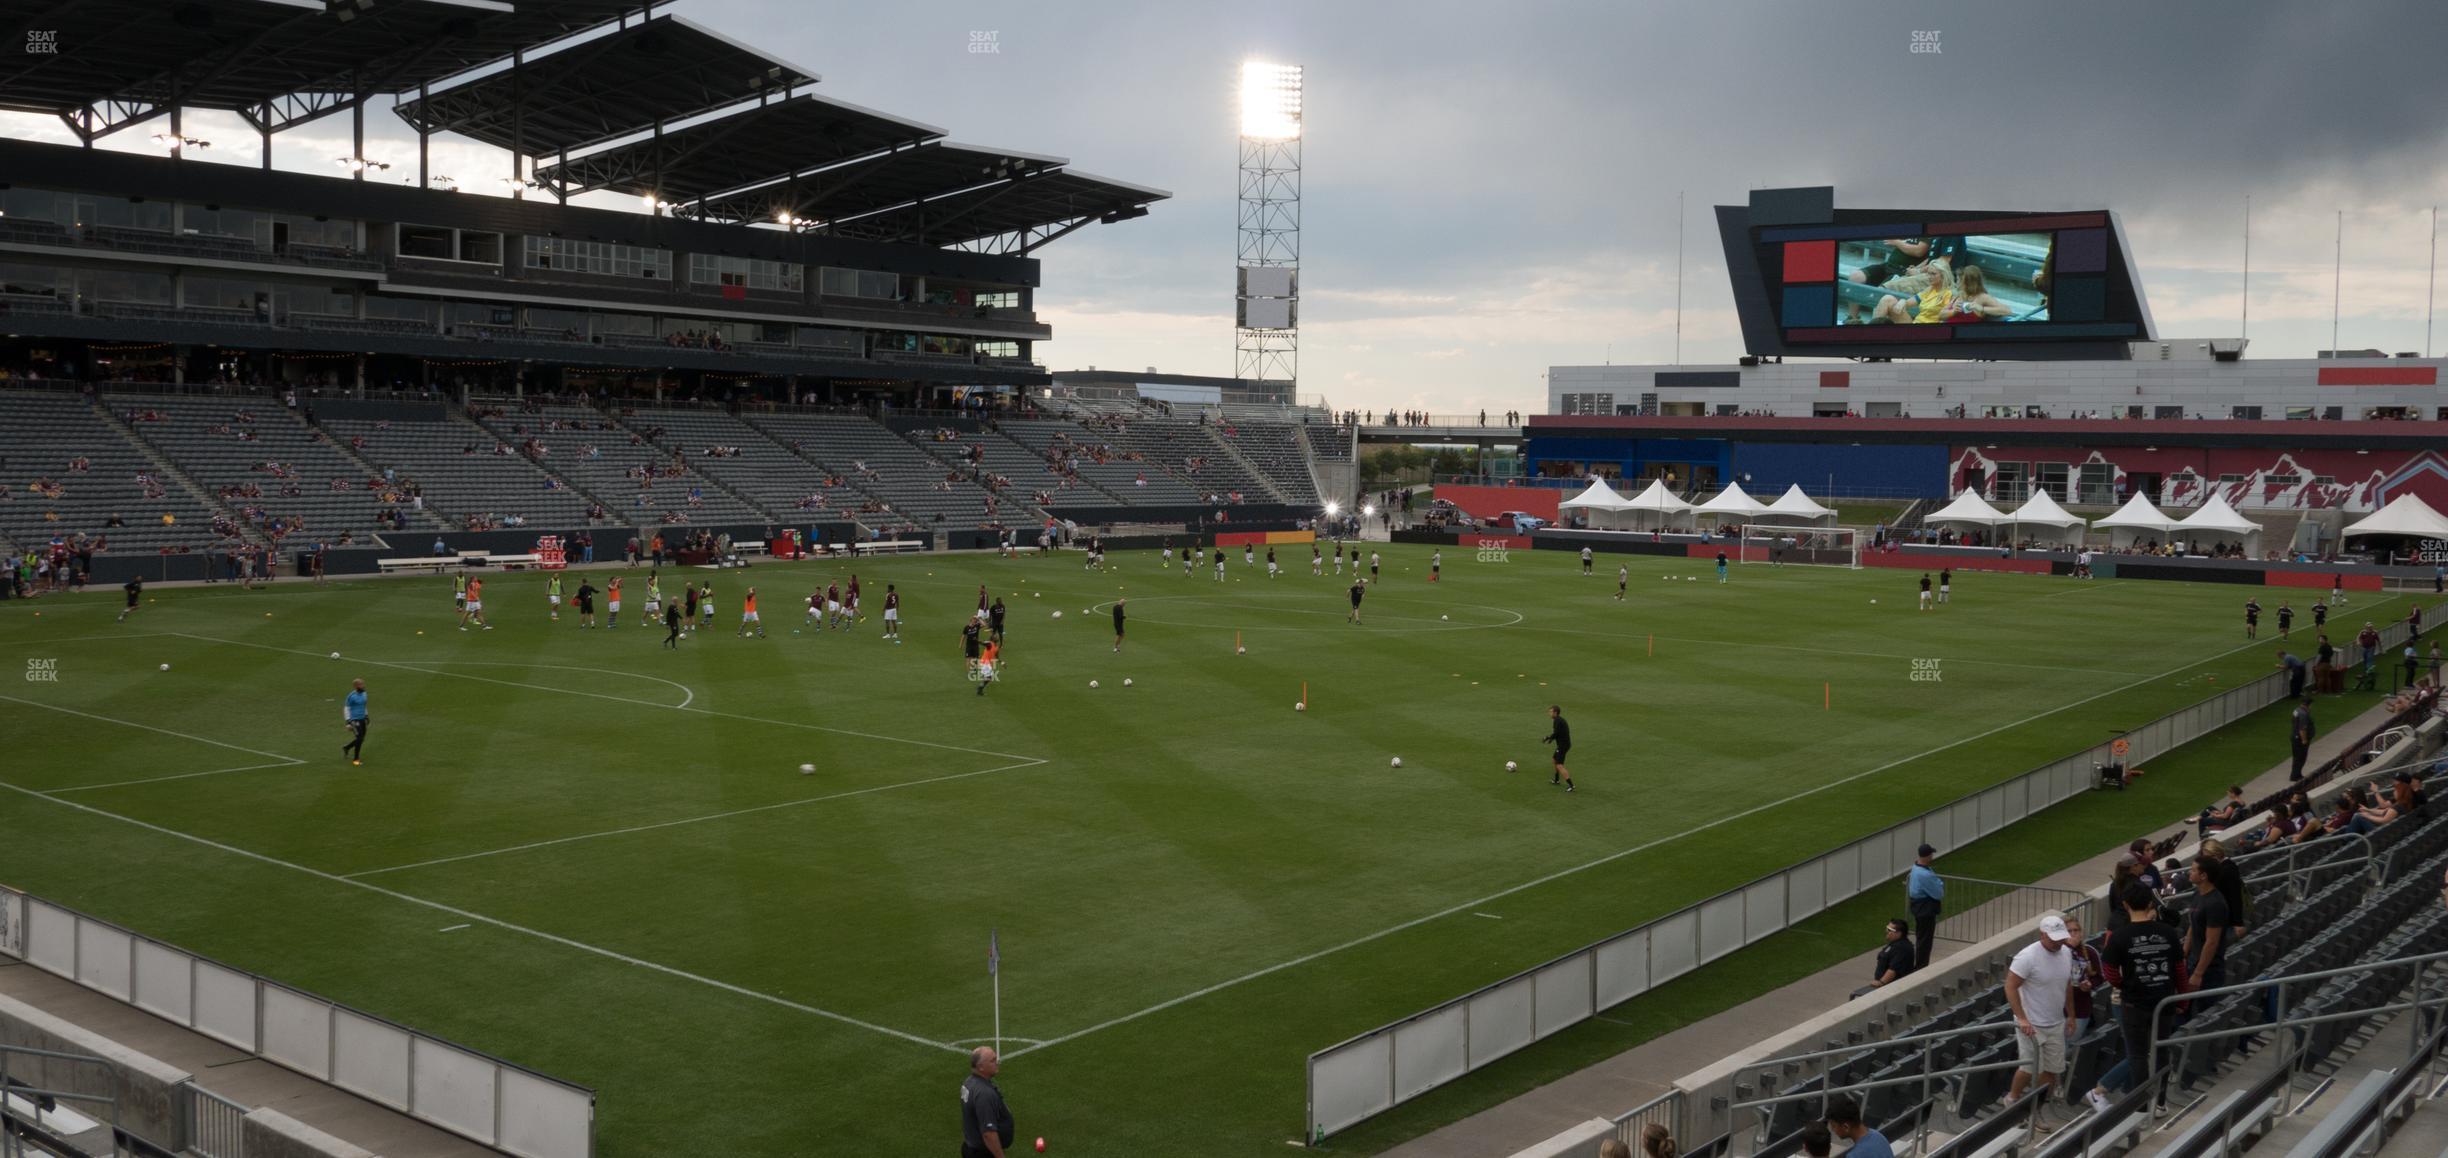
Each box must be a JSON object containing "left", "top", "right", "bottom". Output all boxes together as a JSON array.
[{"left": 8, "top": 0, "right": 2446, "bottom": 415}]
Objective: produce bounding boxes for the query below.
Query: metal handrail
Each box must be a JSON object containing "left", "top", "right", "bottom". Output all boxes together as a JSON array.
[{"left": 2147, "top": 947, "right": 2448, "bottom": 1112}]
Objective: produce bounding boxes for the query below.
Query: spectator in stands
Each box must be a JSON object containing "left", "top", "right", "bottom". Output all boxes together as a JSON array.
[
  {"left": 1852, "top": 918, "right": 1918, "bottom": 998},
  {"left": 1599, "top": 1142, "right": 1630, "bottom": 1158},
  {"left": 2346, "top": 786, "right": 2398, "bottom": 835},
  {"left": 2359, "top": 622, "right": 2383, "bottom": 675},
  {"left": 2198, "top": 786, "right": 2246, "bottom": 833},
  {"left": 2084, "top": 885, "right": 2183, "bottom": 1114},
  {"left": 2063, "top": 915, "right": 2106, "bottom": 1043},
  {"left": 1906, "top": 844, "right": 1944, "bottom": 969},
  {"left": 2004, "top": 914, "right": 2075, "bottom": 1115},
  {"left": 2183, "top": 858, "right": 2231, "bottom": 994},
  {"left": 2395, "top": 770, "right": 2426, "bottom": 815},
  {"left": 1640, "top": 1122, "right": 1676, "bottom": 1158},
  {"left": 2201, "top": 837, "right": 2247, "bottom": 935},
  {"left": 2128, "top": 840, "right": 2164, "bottom": 893},
  {"left": 1824, "top": 1098, "right": 1892, "bottom": 1158}
]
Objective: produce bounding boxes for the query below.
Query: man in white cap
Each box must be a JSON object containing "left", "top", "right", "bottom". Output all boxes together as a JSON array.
[{"left": 2004, "top": 913, "right": 2076, "bottom": 1124}]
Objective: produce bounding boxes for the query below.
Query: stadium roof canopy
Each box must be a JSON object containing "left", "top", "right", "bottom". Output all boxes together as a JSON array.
[
  {"left": 534, "top": 93, "right": 944, "bottom": 202},
  {"left": 0, "top": 0, "right": 642, "bottom": 138},
  {"left": 0, "top": 0, "right": 1164, "bottom": 251},
  {"left": 674, "top": 143, "right": 1168, "bottom": 254},
  {"left": 393, "top": 14, "right": 821, "bottom": 158}
]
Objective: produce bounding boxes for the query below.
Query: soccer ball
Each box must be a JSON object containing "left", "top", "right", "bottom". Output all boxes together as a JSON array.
[
  {"left": 1123, "top": 679, "right": 1134, "bottom": 687},
  {"left": 1236, "top": 646, "right": 1247, "bottom": 655},
  {"left": 1441, "top": 614, "right": 1450, "bottom": 621},
  {"left": 1295, "top": 702, "right": 1306, "bottom": 712},
  {"left": 1088, "top": 680, "right": 1099, "bottom": 688},
  {"left": 159, "top": 663, "right": 170, "bottom": 672},
  {"left": 1506, "top": 760, "right": 1519, "bottom": 772},
  {"left": 329, "top": 651, "right": 341, "bottom": 660},
  {"left": 1870, "top": 598, "right": 1878, "bottom": 604},
  {"left": 1390, "top": 757, "right": 1403, "bottom": 768},
  {"left": 798, "top": 764, "right": 815, "bottom": 775},
  {"left": 1052, "top": 610, "right": 1063, "bottom": 619}
]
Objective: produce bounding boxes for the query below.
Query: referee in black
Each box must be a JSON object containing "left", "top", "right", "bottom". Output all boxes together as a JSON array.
[
  {"left": 959, "top": 1046, "right": 1014, "bottom": 1158},
  {"left": 1543, "top": 705, "right": 1575, "bottom": 792}
]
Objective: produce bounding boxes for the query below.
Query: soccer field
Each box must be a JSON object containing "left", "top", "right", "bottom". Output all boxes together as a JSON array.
[{"left": 0, "top": 549, "right": 2385, "bottom": 1155}]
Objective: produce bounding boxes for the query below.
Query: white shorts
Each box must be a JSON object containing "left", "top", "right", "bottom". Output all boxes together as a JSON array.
[
  {"left": 2015, "top": 1025, "right": 2068, "bottom": 1075},
  {"left": 645, "top": 599, "right": 660, "bottom": 612},
  {"left": 550, "top": 594, "right": 561, "bottom": 605},
  {"left": 743, "top": 611, "right": 760, "bottom": 622},
  {"left": 1940, "top": 584, "right": 1951, "bottom": 594},
  {"left": 465, "top": 600, "right": 483, "bottom": 612},
  {"left": 827, "top": 601, "right": 842, "bottom": 615},
  {"left": 975, "top": 609, "right": 989, "bottom": 621},
  {"left": 884, "top": 609, "right": 899, "bottom": 622},
  {"left": 608, "top": 601, "right": 621, "bottom": 612},
  {"left": 977, "top": 661, "right": 996, "bottom": 680}
]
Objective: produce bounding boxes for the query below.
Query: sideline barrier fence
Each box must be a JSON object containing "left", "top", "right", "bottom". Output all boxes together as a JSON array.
[
  {"left": 0, "top": 886, "right": 594, "bottom": 1158},
  {"left": 1304, "top": 612, "right": 2425, "bottom": 1142}
]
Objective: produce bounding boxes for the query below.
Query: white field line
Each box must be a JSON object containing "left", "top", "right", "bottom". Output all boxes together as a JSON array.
[
  {"left": 0, "top": 694, "right": 305, "bottom": 766},
  {"left": 385, "top": 659, "right": 698, "bottom": 710},
  {"left": 0, "top": 632, "right": 174, "bottom": 647},
  {"left": 345, "top": 756, "right": 1049, "bottom": 878},
  {"left": 998, "top": 626, "right": 2291, "bottom": 1060},
  {"left": 166, "top": 632, "right": 1043, "bottom": 764},
  {"left": 49, "top": 760, "right": 307, "bottom": 794},
  {"left": 0, "top": 775, "right": 968, "bottom": 1054}
]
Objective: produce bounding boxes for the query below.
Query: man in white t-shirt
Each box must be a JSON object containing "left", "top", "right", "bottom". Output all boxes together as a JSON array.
[{"left": 2005, "top": 913, "right": 2076, "bottom": 1114}]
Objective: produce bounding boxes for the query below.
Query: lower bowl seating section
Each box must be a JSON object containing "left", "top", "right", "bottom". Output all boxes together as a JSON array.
[
  {"left": 882, "top": 417, "right": 1098, "bottom": 511},
  {"left": 321, "top": 413, "right": 597, "bottom": 531},
  {"left": 112, "top": 394, "right": 419, "bottom": 545},
  {"left": 1218, "top": 421, "right": 1319, "bottom": 504},
  {"left": 746, "top": 413, "right": 1002, "bottom": 529},
  {"left": 1075, "top": 417, "right": 1273, "bottom": 503},
  {"left": 995, "top": 420, "right": 1203, "bottom": 505},
  {"left": 468, "top": 401, "right": 767, "bottom": 527},
  {"left": 0, "top": 393, "right": 224, "bottom": 552},
  {"left": 627, "top": 408, "right": 855, "bottom": 525}
]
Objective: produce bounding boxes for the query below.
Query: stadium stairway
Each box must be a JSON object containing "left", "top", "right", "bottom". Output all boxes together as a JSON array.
[
  {"left": 90, "top": 398, "right": 256, "bottom": 549},
  {"left": 1377, "top": 697, "right": 2438, "bottom": 1158}
]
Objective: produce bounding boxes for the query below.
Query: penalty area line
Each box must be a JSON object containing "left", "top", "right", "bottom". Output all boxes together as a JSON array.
[
  {"left": 0, "top": 775, "right": 970, "bottom": 1055},
  {"left": 999, "top": 627, "right": 2288, "bottom": 1061}
]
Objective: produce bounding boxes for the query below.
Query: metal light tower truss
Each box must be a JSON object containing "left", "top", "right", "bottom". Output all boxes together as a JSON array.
[{"left": 1236, "top": 62, "right": 1301, "bottom": 390}]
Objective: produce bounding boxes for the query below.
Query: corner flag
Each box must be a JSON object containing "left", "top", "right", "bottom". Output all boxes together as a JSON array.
[{"left": 988, "top": 928, "right": 999, "bottom": 977}]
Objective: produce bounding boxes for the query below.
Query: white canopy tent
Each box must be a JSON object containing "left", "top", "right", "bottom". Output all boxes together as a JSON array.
[
  {"left": 2175, "top": 494, "right": 2264, "bottom": 556},
  {"left": 1619, "top": 478, "right": 1699, "bottom": 531},
  {"left": 2092, "top": 493, "right": 2184, "bottom": 550},
  {"left": 1557, "top": 478, "right": 1635, "bottom": 530},
  {"left": 1923, "top": 490, "right": 2011, "bottom": 541},
  {"left": 2005, "top": 490, "right": 2088, "bottom": 547},
  {"left": 2342, "top": 494, "right": 2448, "bottom": 542},
  {"left": 1694, "top": 482, "right": 1770, "bottom": 527},
  {"left": 1757, "top": 484, "right": 1840, "bottom": 526}
]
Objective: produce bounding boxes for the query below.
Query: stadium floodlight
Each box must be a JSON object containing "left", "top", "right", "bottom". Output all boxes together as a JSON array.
[
  {"left": 1239, "top": 61, "right": 1302, "bottom": 140},
  {"left": 1361, "top": 504, "right": 1377, "bottom": 518},
  {"left": 1323, "top": 501, "right": 1340, "bottom": 517}
]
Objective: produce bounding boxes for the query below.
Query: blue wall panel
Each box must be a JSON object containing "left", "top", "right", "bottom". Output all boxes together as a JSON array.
[{"left": 1729, "top": 442, "right": 1948, "bottom": 497}]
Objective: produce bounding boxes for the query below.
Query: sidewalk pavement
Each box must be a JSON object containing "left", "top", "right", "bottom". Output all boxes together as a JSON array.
[{"left": 1379, "top": 696, "right": 2408, "bottom": 1158}]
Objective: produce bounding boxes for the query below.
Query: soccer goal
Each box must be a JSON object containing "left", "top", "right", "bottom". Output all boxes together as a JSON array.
[{"left": 1735, "top": 524, "right": 1864, "bottom": 569}]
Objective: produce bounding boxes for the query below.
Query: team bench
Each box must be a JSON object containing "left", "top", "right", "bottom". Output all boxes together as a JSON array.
[{"left": 825, "top": 539, "right": 925, "bottom": 556}]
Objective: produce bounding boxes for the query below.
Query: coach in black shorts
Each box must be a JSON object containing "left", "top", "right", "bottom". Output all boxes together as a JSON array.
[{"left": 1543, "top": 705, "right": 1574, "bottom": 792}]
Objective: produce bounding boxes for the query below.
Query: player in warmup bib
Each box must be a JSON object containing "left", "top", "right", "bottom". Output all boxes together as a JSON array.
[
  {"left": 643, "top": 573, "right": 662, "bottom": 619},
  {"left": 699, "top": 582, "right": 716, "bottom": 629},
  {"left": 453, "top": 573, "right": 468, "bottom": 612},
  {"left": 606, "top": 576, "right": 623, "bottom": 628},
  {"left": 976, "top": 639, "right": 1001, "bottom": 696},
  {"left": 547, "top": 574, "right": 562, "bottom": 621},
  {"left": 737, "top": 587, "right": 764, "bottom": 639},
  {"left": 460, "top": 578, "right": 491, "bottom": 630}
]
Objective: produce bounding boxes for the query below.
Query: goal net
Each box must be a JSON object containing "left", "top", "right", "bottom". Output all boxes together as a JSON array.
[{"left": 1734, "top": 524, "right": 1863, "bottom": 569}]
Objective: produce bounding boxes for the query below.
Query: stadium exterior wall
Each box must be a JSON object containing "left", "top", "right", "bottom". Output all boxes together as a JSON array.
[{"left": 1306, "top": 602, "right": 2438, "bottom": 1141}]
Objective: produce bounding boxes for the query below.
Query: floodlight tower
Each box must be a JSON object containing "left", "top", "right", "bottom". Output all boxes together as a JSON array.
[{"left": 1236, "top": 61, "right": 1301, "bottom": 392}]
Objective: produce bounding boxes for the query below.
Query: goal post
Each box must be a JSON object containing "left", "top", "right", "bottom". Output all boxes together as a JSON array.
[{"left": 1735, "top": 523, "right": 1863, "bottom": 569}]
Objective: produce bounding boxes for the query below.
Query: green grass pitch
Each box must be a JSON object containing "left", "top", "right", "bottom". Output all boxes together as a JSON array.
[{"left": 0, "top": 549, "right": 2384, "bottom": 1155}]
